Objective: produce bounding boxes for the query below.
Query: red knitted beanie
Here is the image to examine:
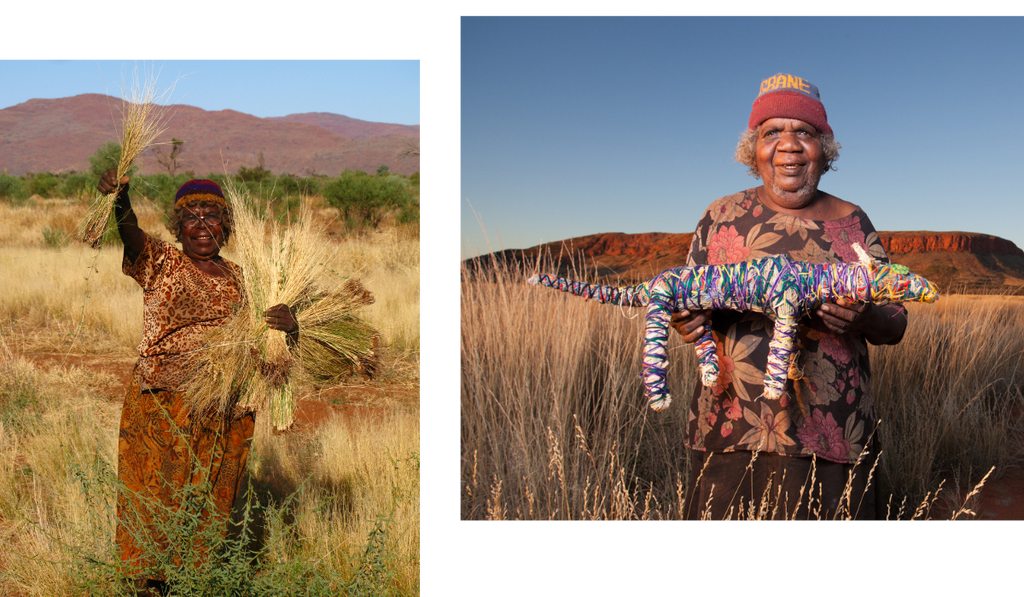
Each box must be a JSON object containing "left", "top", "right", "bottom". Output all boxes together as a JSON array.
[{"left": 748, "top": 73, "right": 833, "bottom": 136}]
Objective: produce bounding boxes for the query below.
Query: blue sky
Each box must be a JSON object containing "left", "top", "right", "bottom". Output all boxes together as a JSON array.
[
  {"left": 0, "top": 61, "right": 419, "bottom": 124},
  {"left": 462, "top": 17, "right": 1024, "bottom": 257}
]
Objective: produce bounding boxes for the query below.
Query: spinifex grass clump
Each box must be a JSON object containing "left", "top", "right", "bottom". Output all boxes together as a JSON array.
[
  {"left": 184, "top": 186, "right": 378, "bottom": 430},
  {"left": 79, "top": 75, "right": 170, "bottom": 249}
]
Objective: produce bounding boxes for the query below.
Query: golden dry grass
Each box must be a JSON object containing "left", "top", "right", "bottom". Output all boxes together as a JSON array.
[
  {"left": 0, "top": 353, "right": 419, "bottom": 595},
  {"left": 461, "top": 258, "right": 1024, "bottom": 520},
  {"left": 80, "top": 75, "right": 172, "bottom": 248},
  {"left": 0, "top": 199, "right": 415, "bottom": 360},
  {"left": 183, "top": 187, "right": 379, "bottom": 430},
  {"left": 0, "top": 194, "right": 419, "bottom": 595}
]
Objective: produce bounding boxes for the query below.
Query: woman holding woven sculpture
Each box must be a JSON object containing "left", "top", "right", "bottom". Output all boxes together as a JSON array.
[
  {"left": 669, "top": 74, "right": 907, "bottom": 520},
  {"left": 97, "top": 170, "right": 297, "bottom": 593}
]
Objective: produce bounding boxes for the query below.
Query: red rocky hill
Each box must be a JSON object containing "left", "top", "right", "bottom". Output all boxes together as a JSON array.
[
  {"left": 266, "top": 113, "right": 419, "bottom": 139},
  {"left": 0, "top": 94, "right": 419, "bottom": 177},
  {"left": 467, "top": 231, "right": 1024, "bottom": 295}
]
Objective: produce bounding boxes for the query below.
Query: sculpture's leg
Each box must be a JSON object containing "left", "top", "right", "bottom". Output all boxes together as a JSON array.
[
  {"left": 643, "top": 284, "right": 674, "bottom": 411},
  {"left": 693, "top": 327, "right": 719, "bottom": 388},
  {"left": 763, "top": 316, "right": 799, "bottom": 400}
]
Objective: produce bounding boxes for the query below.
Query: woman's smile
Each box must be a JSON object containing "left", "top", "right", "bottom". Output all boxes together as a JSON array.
[
  {"left": 179, "top": 204, "right": 226, "bottom": 261},
  {"left": 756, "top": 117, "right": 824, "bottom": 209}
]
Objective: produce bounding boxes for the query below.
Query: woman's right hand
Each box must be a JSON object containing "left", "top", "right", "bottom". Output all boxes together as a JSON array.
[
  {"left": 98, "top": 168, "right": 130, "bottom": 196},
  {"left": 670, "top": 309, "right": 712, "bottom": 344}
]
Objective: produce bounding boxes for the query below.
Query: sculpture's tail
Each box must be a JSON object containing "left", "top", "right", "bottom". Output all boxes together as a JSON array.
[{"left": 527, "top": 273, "right": 652, "bottom": 307}]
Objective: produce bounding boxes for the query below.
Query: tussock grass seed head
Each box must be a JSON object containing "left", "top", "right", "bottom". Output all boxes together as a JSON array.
[{"left": 80, "top": 72, "right": 172, "bottom": 248}]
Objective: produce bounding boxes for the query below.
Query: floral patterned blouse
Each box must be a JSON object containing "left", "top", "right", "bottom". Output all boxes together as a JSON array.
[
  {"left": 684, "top": 188, "right": 904, "bottom": 464},
  {"left": 124, "top": 233, "right": 243, "bottom": 391}
]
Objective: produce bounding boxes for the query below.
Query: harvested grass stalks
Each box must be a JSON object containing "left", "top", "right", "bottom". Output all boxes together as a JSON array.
[
  {"left": 184, "top": 185, "right": 379, "bottom": 430},
  {"left": 80, "top": 74, "right": 170, "bottom": 248}
]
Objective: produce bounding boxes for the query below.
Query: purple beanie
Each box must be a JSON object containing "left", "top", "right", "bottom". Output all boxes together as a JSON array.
[{"left": 174, "top": 179, "right": 228, "bottom": 208}]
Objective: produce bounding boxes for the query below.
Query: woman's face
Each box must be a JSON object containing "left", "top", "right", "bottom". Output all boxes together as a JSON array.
[
  {"left": 755, "top": 117, "right": 824, "bottom": 211},
  {"left": 178, "top": 201, "right": 226, "bottom": 261}
]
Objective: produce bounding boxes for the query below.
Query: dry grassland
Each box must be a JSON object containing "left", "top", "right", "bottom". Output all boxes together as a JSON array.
[
  {"left": 461, "top": 258, "right": 1024, "bottom": 520},
  {"left": 0, "top": 196, "right": 419, "bottom": 596}
]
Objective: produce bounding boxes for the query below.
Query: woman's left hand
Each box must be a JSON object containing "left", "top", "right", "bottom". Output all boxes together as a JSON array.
[
  {"left": 815, "top": 299, "right": 906, "bottom": 345},
  {"left": 815, "top": 298, "right": 869, "bottom": 336},
  {"left": 265, "top": 304, "right": 298, "bottom": 335}
]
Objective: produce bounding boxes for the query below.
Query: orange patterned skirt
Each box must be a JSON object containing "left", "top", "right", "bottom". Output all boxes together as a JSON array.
[{"left": 115, "top": 371, "right": 255, "bottom": 576}]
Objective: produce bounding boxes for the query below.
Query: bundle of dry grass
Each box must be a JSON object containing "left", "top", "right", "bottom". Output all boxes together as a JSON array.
[
  {"left": 79, "top": 75, "right": 170, "bottom": 248},
  {"left": 184, "top": 186, "right": 379, "bottom": 430}
]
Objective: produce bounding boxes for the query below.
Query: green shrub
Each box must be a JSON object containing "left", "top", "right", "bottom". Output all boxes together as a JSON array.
[
  {"left": 322, "top": 170, "right": 415, "bottom": 230},
  {"left": 60, "top": 171, "right": 97, "bottom": 200},
  {"left": 0, "top": 173, "right": 28, "bottom": 202},
  {"left": 52, "top": 462, "right": 411, "bottom": 597},
  {"left": 89, "top": 142, "right": 126, "bottom": 179},
  {"left": 42, "top": 226, "right": 71, "bottom": 248},
  {"left": 25, "top": 172, "right": 61, "bottom": 198}
]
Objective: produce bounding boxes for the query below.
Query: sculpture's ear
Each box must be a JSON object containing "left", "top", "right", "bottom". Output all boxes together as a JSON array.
[{"left": 852, "top": 243, "right": 875, "bottom": 267}]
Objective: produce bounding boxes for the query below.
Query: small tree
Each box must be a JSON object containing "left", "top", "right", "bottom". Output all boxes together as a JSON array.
[
  {"left": 153, "top": 137, "right": 187, "bottom": 176},
  {"left": 236, "top": 151, "right": 272, "bottom": 182},
  {"left": 322, "top": 170, "right": 370, "bottom": 223},
  {"left": 322, "top": 169, "right": 413, "bottom": 229},
  {"left": 364, "top": 175, "right": 411, "bottom": 227}
]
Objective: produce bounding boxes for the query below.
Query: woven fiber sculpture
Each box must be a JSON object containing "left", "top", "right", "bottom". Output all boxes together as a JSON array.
[{"left": 528, "top": 244, "right": 938, "bottom": 411}]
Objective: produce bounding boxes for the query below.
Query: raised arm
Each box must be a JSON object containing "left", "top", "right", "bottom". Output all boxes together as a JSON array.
[{"left": 98, "top": 168, "right": 145, "bottom": 263}]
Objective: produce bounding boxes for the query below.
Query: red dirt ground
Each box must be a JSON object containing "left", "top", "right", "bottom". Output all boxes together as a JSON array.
[{"left": 972, "top": 466, "right": 1024, "bottom": 520}]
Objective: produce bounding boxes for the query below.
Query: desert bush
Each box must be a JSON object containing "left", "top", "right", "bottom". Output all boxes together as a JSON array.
[
  {"left": 322, "top": 170, "right": 415, "bottom": 230},
  {"left": 88, "top": 142, "right": 125, "bottom": 179},
  {"left": 0, "top": 173, "right": 28, "bottom": 202},
  {"left": 25, "top": 172, "right": 61, "bottom": 198},
  {"left": 132, "top": 172, "right": 183, "bottom": 212},
  {"left": 42, "top": 226, "right": 70, "bottom": 248},
  {"left": 59, "top": 172, "right": 97, "bottom": 201},
  {"left": 236, "top": 152, "right": 272, "bottom": 183}
]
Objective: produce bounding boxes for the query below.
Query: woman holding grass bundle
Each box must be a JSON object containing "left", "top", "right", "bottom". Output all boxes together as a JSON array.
[
  {"left": 669, "top": 74, "right": 908, "bottom": 520},
  {"left": 98, "top": 169, "right": 298, "bottom": 594}
]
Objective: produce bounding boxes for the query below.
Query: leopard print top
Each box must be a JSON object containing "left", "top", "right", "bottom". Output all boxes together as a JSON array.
[{"left": 123, "top": 233, "right": 243, "bottom": 391}]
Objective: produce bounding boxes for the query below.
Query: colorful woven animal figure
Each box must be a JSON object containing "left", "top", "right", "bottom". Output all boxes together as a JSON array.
[{"left": 527, "top": 244, "right": 938, "bottom": 411}]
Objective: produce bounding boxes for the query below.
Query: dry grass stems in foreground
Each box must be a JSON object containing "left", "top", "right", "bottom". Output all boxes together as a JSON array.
[
  {"left": 184, "top": 185, "right": 379, "bottom": 430},
  {"left": 79, "top": 74, "right": 171, "bottom": 248}
]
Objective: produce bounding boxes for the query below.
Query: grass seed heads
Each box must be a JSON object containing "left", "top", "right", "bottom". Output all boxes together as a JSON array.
[
  {"left": 80, "top": 73, "right": 171, "bottom": 248},
  {"left": 184, "top": 184, "right": 380, "bottom": 430}
]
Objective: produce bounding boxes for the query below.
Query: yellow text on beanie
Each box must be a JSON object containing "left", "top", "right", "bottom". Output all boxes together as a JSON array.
[{"left": 748, "top": 73, "right": 832, "bottom": 136}]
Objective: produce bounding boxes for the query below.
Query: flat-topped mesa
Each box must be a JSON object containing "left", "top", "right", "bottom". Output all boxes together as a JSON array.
[
  {"left": 492, "top": 231, "right": 1024, "bottom": 296},
  {"left": 528, "top": 244, "right": 938, "bottom": 411},
  {"left": 880, "top": 233, "right": 1024, "bottom": 256}
]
